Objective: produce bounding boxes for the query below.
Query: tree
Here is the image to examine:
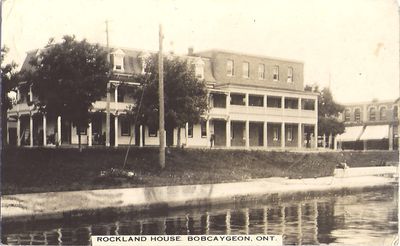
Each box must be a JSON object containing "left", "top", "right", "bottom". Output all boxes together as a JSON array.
[
  {"left": 29, "top": 35, "right": 109, "bottom": 150},
  {"left": 131, "top": 55, "right": 208, "bottom": 146},
  {"left": 305, "top": 85, "right": 345, "bottom": 137},
  {"left": 1, "top": 47, "right": 19, "bottom": 145}
]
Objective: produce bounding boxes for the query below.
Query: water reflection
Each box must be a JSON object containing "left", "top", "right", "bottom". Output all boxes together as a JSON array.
[{"left": 2, "top": 186, "right": 398, "bottom": 245}]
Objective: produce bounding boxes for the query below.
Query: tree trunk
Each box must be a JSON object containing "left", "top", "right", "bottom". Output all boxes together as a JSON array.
[{"left": 177, "top": 127, "right": 181, "bottom": 147}]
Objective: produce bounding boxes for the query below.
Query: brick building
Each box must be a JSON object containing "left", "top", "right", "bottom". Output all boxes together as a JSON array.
[
  {"left": 7, "top": 47, "right": 318, "bottom": 149},
  {"left": 336, "top": 99, "right": 399, "bottom": 150}
]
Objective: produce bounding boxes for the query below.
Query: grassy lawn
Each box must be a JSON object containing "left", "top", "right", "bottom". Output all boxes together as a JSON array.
[{"left": 1, "top": 147, "right": 398, "bottom": 195}]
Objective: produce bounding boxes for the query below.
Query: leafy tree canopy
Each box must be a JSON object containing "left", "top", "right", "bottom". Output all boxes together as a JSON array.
[
  {"left": 130, "top": 55, "right": 208, "bottom": 133},
  {"left": 305, "top": 85, "right": 345, "bottom": 136},
  {"left": 1, "top": 47, "right": 19, "bottom": 110},
  {"left": 29, "top": 35, "right": 109, "bottom": 129},
  {"left": 1, "top": 47, "right": 19, "bottom": 144}
]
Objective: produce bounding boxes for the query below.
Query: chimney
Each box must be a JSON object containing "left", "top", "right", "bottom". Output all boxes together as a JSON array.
[{"left": 188, "top": 47, "right": 194, "bottom": 56}]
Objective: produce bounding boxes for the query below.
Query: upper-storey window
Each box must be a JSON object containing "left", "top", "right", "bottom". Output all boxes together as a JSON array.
[
  {"left": 242, "top": 62, "right": 249, "bottom": 78},
  {"left": 380, "top": 107, "right": 387, "bottom": 120},
  {"left": 258, "top": 64, "right": 265, "bottom": 80},
  {"left": 344, "top": 109, "right": 351, "bottom": 122},
  {"left": 287, "top": 67, "right": 293, "bottom": 83},
  {"left": 394, "top": 106, "right": 398, "bottom": 119},
  {"left": 354, "top": 108, "right": 361, "bottom": 122},
  {"left": 273, "top": 66, "right": 279, "bottom": 81},
  {"left": 117, "top": 87, "right": 124, "bottom": 102},
  {"left": 193, "top": 57, "right": 205, "bottom": 80},
  {"left": 369, "top": 107, "right": 376, "bottom": 121},
  {"left": 112, "top": 49, "right": 125, "bottom": 72},
  {"left": 227, "top": 59, "right": 234, "bottom": 76}
]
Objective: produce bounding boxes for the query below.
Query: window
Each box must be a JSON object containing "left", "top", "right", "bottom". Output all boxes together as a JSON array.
[
  {"left": 369, "top": 107, "right": 376, "bottom": 121},
  {"left": 76, "top": 126, "right": 87, "bottom": 135},
  {"left": 273, "top": 127, "right": 280, "bottom": 141},
  {"left": 188, "top": 123, "right": 194, "bottom": 138},
  {"left": 394, "top": 106, "right": 398, "bottom": 119},
  {"left": 287, "top": 67, "right": 293, "bottom": 83},
  {"left": 287, "top": 126, "right": 293, "bottom": 141},
  {"left": 273, "top": 66, "right": 279, "bottom": 81},
  {"left": 344, "top": 109, "right": 351, "bottom": 122},
  {"left": 380, "top": 107, "right": 387, "bottom": 120},
  {"left": 354, "top": 108, "right": 361, "bottom": 122},
  {"left": 249, "top": 95, "right": 264, "bottom": 107},
  {"left": 267, "top": 96, "right": 282, "bottom": 108},
  {"left": 284, "top": 98, "right": 299, "bottom": 109},
  {"left": 121, "top": 117, "right": 131, "bottom": 136},
  {"left": 148, "top": 126, "right": 157, "bottom": 137},
  {"left": 227, "top": 59, "right": 234, "bottom": 76},
  {"left": 301, "top": 99, "right": 315, "bottom": 110},
  {"left": 258, "top": 64, "right": 265, "bottom": 80},
  {"left": 230, "top": 93, "right": 246, "bottom": 106},
  {"left": 200, "top": 121, "right": 207, "bottom": 138},
  {"left": 242, "top": 62, "right": 249, "bottom": 78},
  {"left": 113, "top": 55, "right": 124, "bottom": 71},
  {"left": 195, "top": 65, "right": 204, "bottom": 80}
]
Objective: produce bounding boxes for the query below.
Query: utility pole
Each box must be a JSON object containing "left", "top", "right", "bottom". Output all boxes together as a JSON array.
[
  {"left": 105, "top": 20, "right": 111, "bottom": 147},
  {"left": 159, "top": 24, "right": 165, "bottom": 169}
]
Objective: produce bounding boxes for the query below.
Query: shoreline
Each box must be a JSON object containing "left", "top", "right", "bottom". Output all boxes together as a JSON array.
[{"left": 2, "top": 167, "right": 397, "bottom": 223}]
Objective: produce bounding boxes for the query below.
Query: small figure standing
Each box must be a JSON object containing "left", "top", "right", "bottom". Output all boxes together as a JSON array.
[{"left": 210, "top": 134, "right": 215, "bottom": 149}]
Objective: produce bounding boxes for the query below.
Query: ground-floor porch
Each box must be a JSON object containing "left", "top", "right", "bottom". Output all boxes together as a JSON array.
[{"left": 6, "top": 112, "right": 317, "bottom": 149}]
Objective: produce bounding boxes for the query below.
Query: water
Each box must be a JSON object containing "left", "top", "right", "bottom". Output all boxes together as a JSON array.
[{"left": 2, "top": 186, "right": 398, "bottom": 245}]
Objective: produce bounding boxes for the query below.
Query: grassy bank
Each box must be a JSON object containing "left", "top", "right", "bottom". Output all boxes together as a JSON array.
[{"left": 1, "top": 147, "right": 398, "bottom": 195}]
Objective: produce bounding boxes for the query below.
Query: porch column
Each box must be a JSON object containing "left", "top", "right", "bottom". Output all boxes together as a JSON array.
[
  {"left": 245, "top": 120, "right": 250, "bottom": 148},
  {"left": 114, "top": 114, "right": 118, "bottom": 147},
  {"left": 264, "top": 121, "right": 268, "bottom": 148},
  {"left": 245, "top": 93, "right": 249, "bottom": 107},
  {"left": 226, "top": 119, "right": 231, "bottom": 147},
  {"left": 322, "top": 134, "right": 326, "bottom": 148},
  {"left": 281, "top": 122, "right": 285, "bottom": 148},
  {"left": 226, "top": 92, "right": 230, "bottom": 112},
  {"left": 281, "top": 96, "right": 285, "bottom": 109},
  {"left": 57, "top": 116, "right": 61, "bottom": 145},
  {"left": 299, "top": 98, "right": 302, "bottom": 111},
  {"left": 206, "top": 119, "right": 210, "bottom": 147},
  {"left": 263, "top": 95, "right": 267, "bottom": 109},
  {"left": 389, "top": 125, "right": 393, "bottom": 150},
  {"left": 88, "top": 122, "right": 92, "bottom": 147},
  {"left": 16, "top": 115, "right": 20, "bottom": 146},
  {"left": 314, "top": 124, "right": 318, "bottom": 149},
  {"left": 298, "top": 123, "right": 302, "bottom": 149},
  {"left": 139, "top": 125, "right": 143, "bottom": 147},
  {"left": 328, "top": 134, "right": 333, "bottom": 149},
  {"left": 185, "top": 122, "right": 189, "bottom": 146},
  {"left": 29, "top": 113, "right": 33, "bottom": 147},
  {"left": 42, "top": 114, "right": 47, "bottom": 146}
]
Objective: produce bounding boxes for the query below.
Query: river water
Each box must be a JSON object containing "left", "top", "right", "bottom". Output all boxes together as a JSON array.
[{"left": 2, "top": 186, "right": 398, "bottom": 245}]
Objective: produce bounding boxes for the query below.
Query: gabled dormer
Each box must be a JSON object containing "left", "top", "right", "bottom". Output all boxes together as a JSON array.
[
  {"left": 192, "top": 57, "right": 205, "bottom": 80},
  {"left": 111, "top": 49, "right": 125, "bottom": 72}
]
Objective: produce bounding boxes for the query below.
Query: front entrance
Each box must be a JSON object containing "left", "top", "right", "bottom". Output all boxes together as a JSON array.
[
  {"left": 8, "top": 128, "right": 17, "bottom": 146},
  {"left": 61, "top": 120, "right": 71, "bottom": 144},
  {"left": 213, "top": 120, "right": 226, "bottom": 146},
  {"left": 166, "top": 127, "right": 174, "bottom": 147}
]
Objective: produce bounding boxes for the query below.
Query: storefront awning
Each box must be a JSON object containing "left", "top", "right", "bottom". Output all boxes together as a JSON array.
[
  {"left": 336, "top": 126, "right": 364, "bottom": 142},
  {"left": 359, "top": 125, "right": 389, "bottom": 141}
]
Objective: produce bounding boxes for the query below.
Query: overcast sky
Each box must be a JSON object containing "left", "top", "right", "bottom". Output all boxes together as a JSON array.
[{"left": 2, "top": 0, "right": 399, "bottom": 103}]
